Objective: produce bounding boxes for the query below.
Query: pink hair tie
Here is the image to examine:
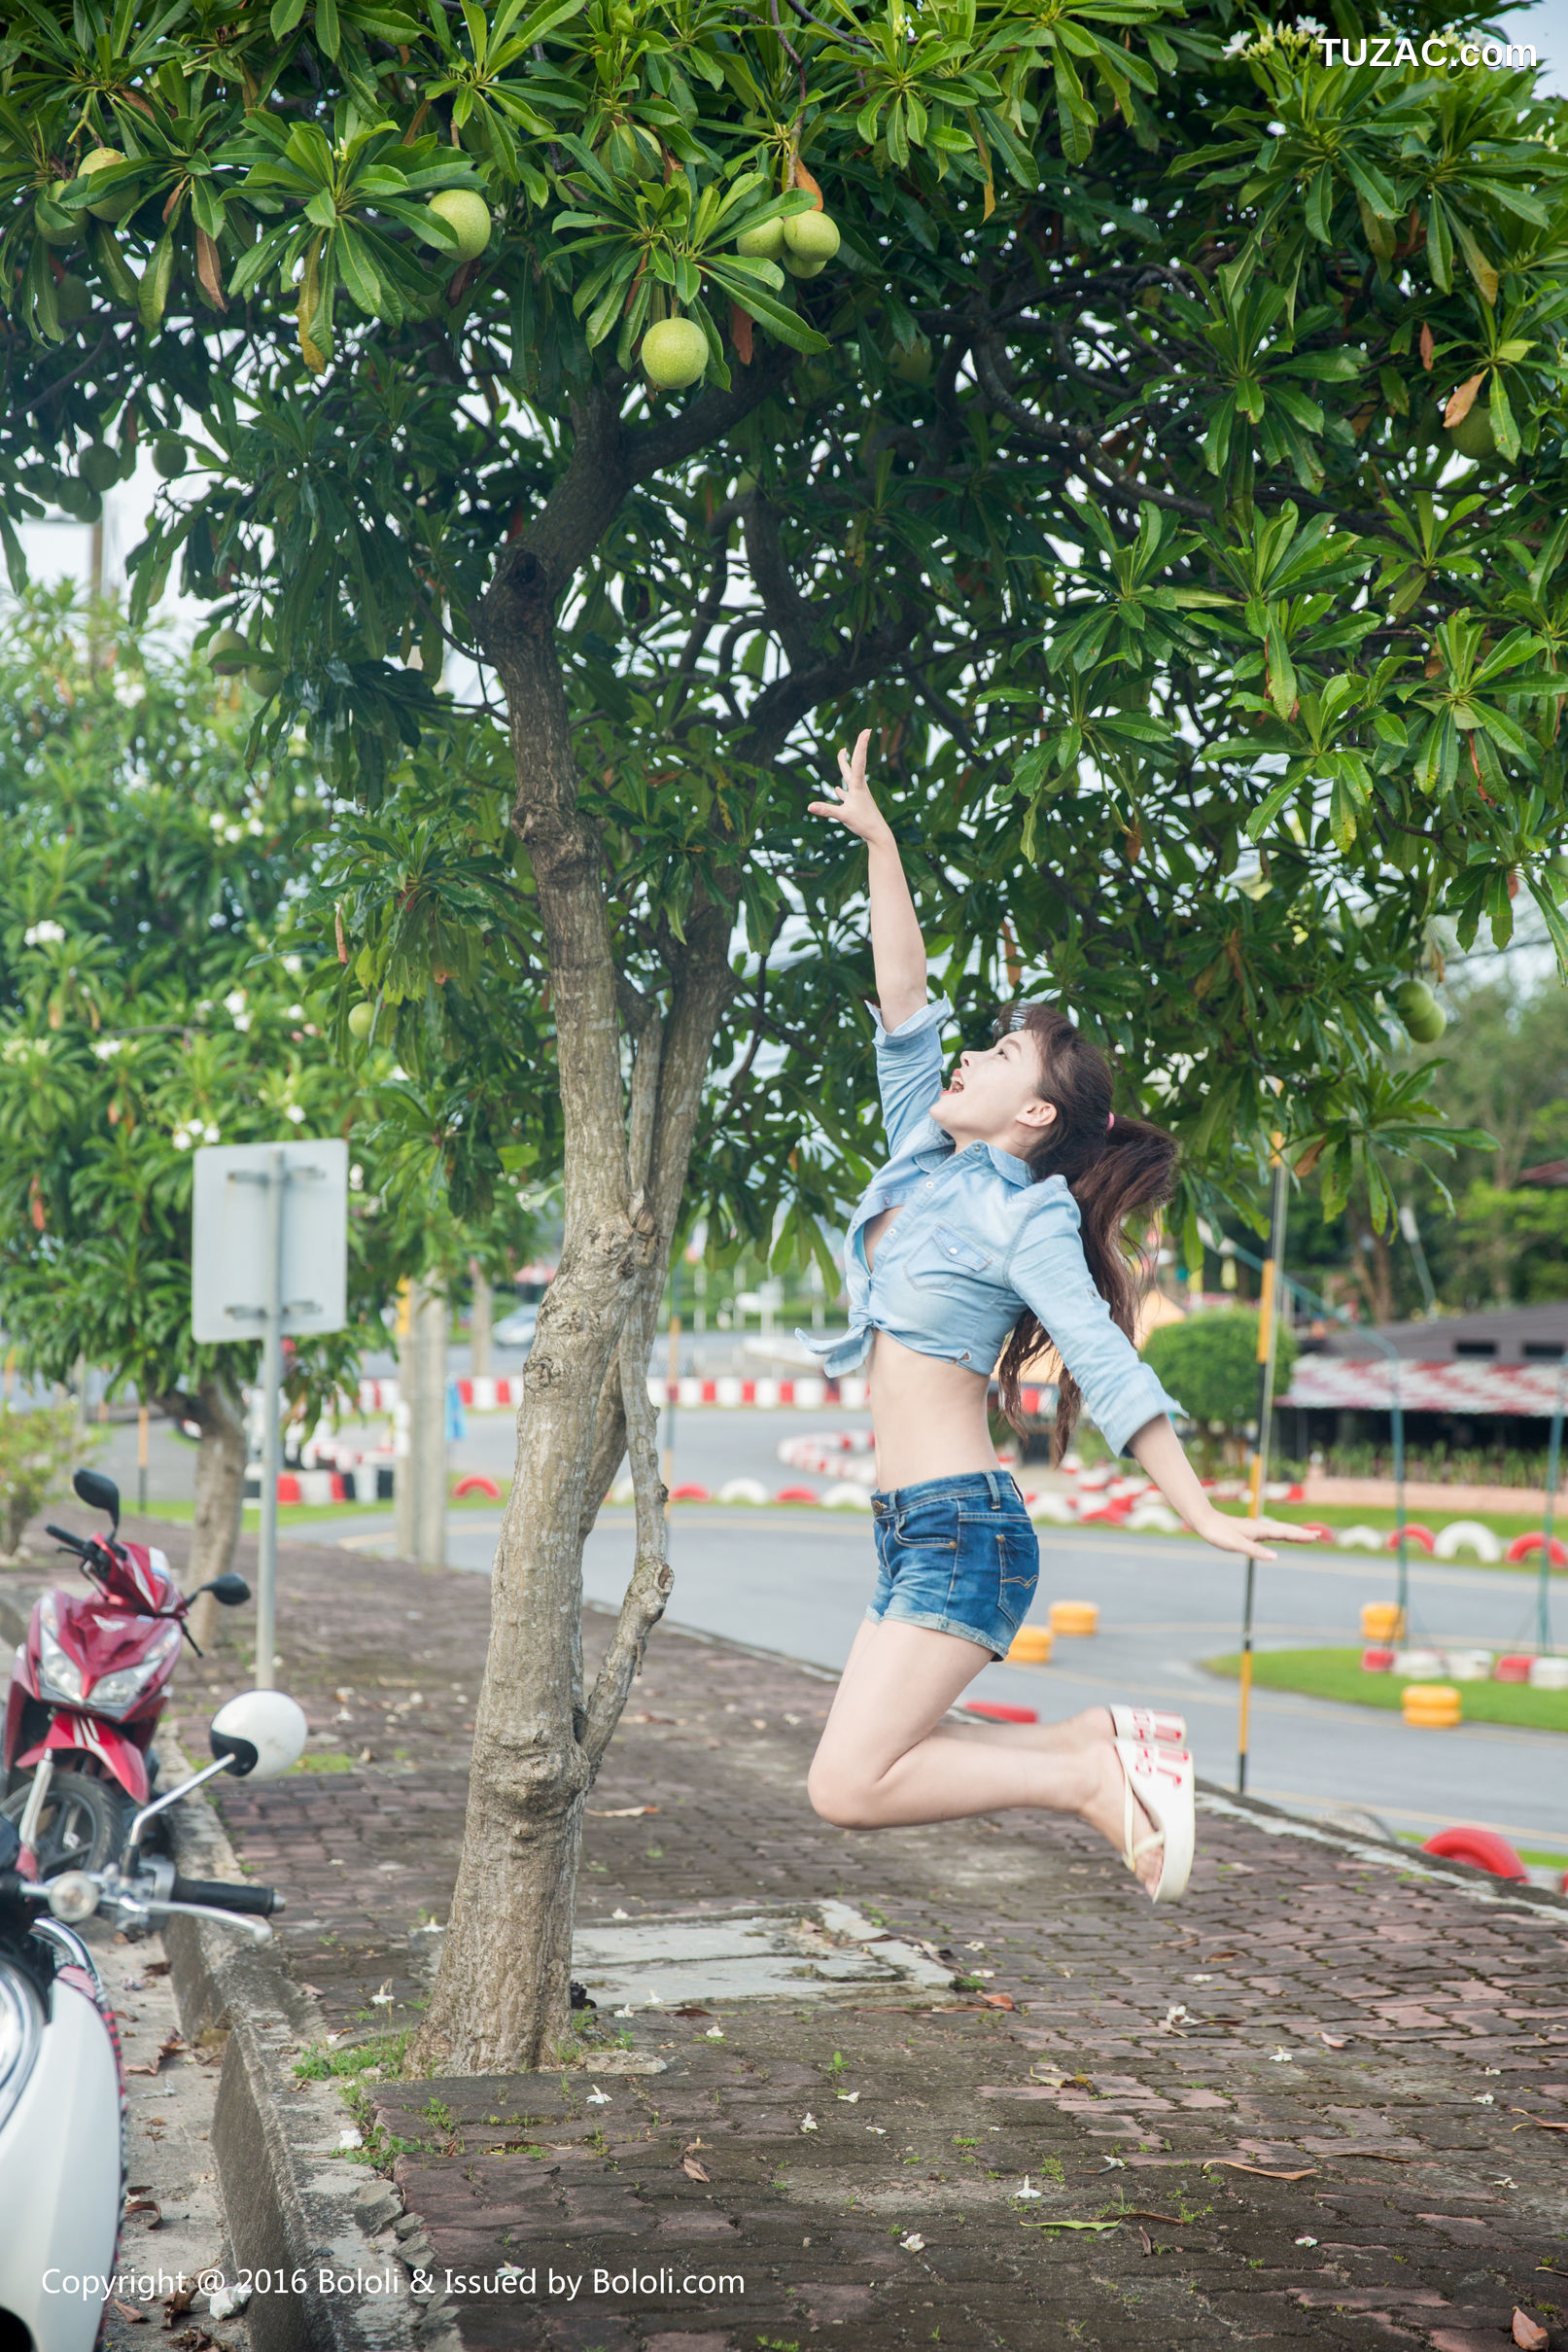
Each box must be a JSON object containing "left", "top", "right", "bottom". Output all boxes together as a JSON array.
[{"left": 1106, "top": 1112, "right": 1115, "bottom": 1131}]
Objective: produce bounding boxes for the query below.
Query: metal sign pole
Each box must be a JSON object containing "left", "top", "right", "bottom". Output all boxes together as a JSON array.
[
  {"left": 1540, "top": 1355, "right": 1567, "bottom": 1656},
  {"left": 1238, "top": 1141, "right": 1289, "bottom": 1795},
  {"left": 255, "top": 1146, "right": 286, "bottom": 1692}
]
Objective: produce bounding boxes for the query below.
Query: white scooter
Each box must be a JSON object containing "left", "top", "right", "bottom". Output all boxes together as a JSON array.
[{"left": 0, "top": 1688, "right": 308, "bottom": 2352}]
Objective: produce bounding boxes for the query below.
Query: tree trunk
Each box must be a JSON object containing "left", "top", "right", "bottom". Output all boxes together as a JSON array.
[
  {"left": 171, "top": 1380, "right": 248, "bottom": 1655},
  {"left": 470, "top": 1259, "right": 492, "bottom": 1380}
]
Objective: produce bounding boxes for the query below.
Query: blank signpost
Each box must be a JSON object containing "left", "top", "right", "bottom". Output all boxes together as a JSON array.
[{"left": 191, "top": 1141, "right": 348, "bottom": 1687}]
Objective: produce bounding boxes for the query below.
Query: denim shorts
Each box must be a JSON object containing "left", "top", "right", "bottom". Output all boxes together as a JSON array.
[{"left": 867, "top": 1470, "right": 1040, "bottom": 1659}]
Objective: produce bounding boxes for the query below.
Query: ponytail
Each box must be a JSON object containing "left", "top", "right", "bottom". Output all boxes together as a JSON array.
[{"left": 992, "top": 1004, "right": 1178, "bottom": 1460}]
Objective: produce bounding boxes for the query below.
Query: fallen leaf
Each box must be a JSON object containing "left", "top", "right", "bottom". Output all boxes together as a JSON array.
[
  {"left": 898, "top": 2231, "right": 924, "bottom": 2253},
  {"left": 1138, "top": 2226, "right": 1153, "bottom": 2257},
  {"left": 980, "top": 1992, "right": 1017, "bottom": 2012},
  {"left": 144, "top": 1959, "right": 171, "bottom": 1978},
  {"left": 1419, "top": 322, "right": 1435, "bottom": 370},
  {"left": 588, "top": 1805, "right": 658, "bottom": 1817},
  {"left": 1120, "top": 2211, "right": 1186, "bottom": 2226},
  {"left": 164, "top": 2282, "right": 197, "bottom": 2323},
  {"left": 125, "top": 2063, "right": 159, "bottom": 2077},
  {"left": 1318, "top": 2033, "right": 1349, "bottom": 2050},
  {"left": 680, "top": 2153, "right": 711, "bottom": 2183},
  {"left": 112, "top": 2300, "right": 148, "bottom": 2324},
  {"left": 1513, "top": 2311, "right": 1549, "bottom": 2351},
  {"left": 158, "top": 2035, "right": 186, "bottom": 2062},
  {"left": 1512, "top": 2111, "right": 1568, "bottom": 2132},
  {"left": 1202, "top": 2161, "right": 1317, "bottom": 2181},
  {"left": 124, "top": 2198, "right": 162, "bottom": 2228},
  {"left": 673, "top": 2005, "right": 713, "bottom": 2019}
]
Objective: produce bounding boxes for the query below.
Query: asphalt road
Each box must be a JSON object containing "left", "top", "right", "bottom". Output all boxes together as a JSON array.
[
  {"left": 333, "top": 1498, "right": 1568, "bottom": 1858},
  {"left": 84, "top": 1395, "right": 1568, "bottom": 1858}
]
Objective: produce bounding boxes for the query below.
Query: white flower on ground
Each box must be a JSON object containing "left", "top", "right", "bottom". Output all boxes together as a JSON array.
[
  {"left": 705, "top": 2026, "right": 724, "bottom": 2040},
  {"left": 899, "top": 2232, "right": 924, "bottom": 2253},
  {"left": 836, "top": 2091, "right": 859, "bottom": 2103},
  {"left": 1013, "top": 2177, "right": 1043, "bottom": 2200},
  {"left": 613, "top": 2005, "right": 636, "bottom": 2019},
  {"left": 23, "top": 921, "right": 65, "bottom": 946},
  {"left": 800, "top": 2113, "right": 818, "bottom": 2132},
  {"left": 337, "top": 2127, "right": 363, "bottom": 2150},
  {"left": 1296, "top": 2234, "right": 1318, "bottom": 2247},
  {"left": 586, "top": 2087, "right": 611, "bottom": 2106},
  {"left": 1270, "top": 2048, "right": 1295, "bottom": 2062}
]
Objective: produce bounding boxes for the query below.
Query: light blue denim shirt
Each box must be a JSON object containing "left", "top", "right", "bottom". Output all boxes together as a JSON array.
[{"left": 796, "top": 997, "right": 1183, "bottom": 1457}]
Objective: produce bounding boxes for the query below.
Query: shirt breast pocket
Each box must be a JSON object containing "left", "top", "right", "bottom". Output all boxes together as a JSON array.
[{"left": 908, "top": 1220, "right": 995, "bottom": 1289}]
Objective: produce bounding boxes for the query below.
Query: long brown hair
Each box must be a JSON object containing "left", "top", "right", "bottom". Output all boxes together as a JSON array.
[{"left": 992, "top": 1004, "right": 1178, "bottom": 1460}]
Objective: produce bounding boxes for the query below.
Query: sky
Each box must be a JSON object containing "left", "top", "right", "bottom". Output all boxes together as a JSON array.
[{"left": 1495, "top": 0, "right": 1568, "bottom": 89}]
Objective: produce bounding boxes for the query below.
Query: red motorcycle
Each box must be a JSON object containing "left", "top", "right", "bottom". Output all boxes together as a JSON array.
[{"left": 2, "top": 1467, "right": 250, "bottom": 1874}]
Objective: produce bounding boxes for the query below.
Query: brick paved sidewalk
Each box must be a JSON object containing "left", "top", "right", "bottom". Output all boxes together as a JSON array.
[{"left": 8, "top": 1519, "right": 1566, "bottom": 2350}]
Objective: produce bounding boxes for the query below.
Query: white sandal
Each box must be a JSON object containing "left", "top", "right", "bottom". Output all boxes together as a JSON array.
[
  {"left": 1113, "top": 1738, "right": 1195, "bottom": 1905},
  {"left": 1109, "top": 1703, "right": 1186, "bottom": 1747}
]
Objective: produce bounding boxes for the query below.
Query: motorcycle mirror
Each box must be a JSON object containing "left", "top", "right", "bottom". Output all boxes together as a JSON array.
[
  {"left": 204, "top": 1574, "right": 251, "bottom": 1607},
  {"left": 72, "top": 1467, "right": 121, "bottom": 1526},
  {"left": 209, "top": 1690, "right": 308, "bottom": 1781}
]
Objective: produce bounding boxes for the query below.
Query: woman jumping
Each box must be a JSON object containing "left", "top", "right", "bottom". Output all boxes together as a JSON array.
[{"left": 799, "top": 730, "right": 1309, "bottom": 1902}]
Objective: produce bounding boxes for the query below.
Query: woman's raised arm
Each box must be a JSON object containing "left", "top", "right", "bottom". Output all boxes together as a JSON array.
[{"left": 808, "top": 727, "right": 926, "bottom": 1030}]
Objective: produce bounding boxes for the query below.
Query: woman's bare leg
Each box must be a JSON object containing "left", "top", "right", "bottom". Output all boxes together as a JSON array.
[{"left": 810, "top": 1620, "right": 1162, "bottom": 1890}]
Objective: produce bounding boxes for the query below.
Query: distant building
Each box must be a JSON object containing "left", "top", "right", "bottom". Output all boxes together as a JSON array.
[{"left": 1281, "top": 1300, "right": 1568, "bottom": 1455}]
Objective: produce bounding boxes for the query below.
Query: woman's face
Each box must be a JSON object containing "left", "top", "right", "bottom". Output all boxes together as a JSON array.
[{"left": 929, "top": 1030, "right": 1057, "bottom": 1152}]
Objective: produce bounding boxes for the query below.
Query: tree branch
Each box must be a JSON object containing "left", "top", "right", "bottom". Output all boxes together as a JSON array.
[{"left": 971, "top": 333, "right": 1213, "bottom": 522}]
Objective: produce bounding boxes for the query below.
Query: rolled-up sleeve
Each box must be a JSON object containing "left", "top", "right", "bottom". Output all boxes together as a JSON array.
[
  {"left": 1006, "top": 1182, "right": 1184, "bottom": 1457},
  {"left": 871, "top": 995, "right": 951, "bottom": 1156}
]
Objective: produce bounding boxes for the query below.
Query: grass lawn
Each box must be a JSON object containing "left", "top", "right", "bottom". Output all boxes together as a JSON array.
[{"left": 1202, "top": 1646, "right": 1568, "bottom": 1733}]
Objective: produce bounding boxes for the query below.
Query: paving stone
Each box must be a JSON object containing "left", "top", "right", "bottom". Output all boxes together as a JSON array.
[{"left": 16, "top": 1518, "right": 1560, "bottom": 2351}]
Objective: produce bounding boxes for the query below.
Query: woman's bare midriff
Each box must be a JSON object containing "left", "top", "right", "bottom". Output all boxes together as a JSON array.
[{"left": 862, "top": 1202, "right": 1002, "bottom": 1492}]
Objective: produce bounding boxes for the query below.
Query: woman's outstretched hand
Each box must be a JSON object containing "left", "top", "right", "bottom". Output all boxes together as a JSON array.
[
  {"left": 1192, "top": 1508, "right": 1321, "bottom": 1563},
  {"left": 807, "top": 727, "right": 892, "bottom": 847}
]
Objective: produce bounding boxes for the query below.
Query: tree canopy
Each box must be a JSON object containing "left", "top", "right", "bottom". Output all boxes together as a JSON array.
[{"left": 7, "top": 0, "right": 1567, "bottom": 1254}]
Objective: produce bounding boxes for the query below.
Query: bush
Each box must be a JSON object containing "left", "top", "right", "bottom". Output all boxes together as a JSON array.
[
  {"left": 0, "top": 1404, "right": 86, "bottom": 1556},
  {"left": 1143, "top": 1311, "right": 1298, "bottom": 1464}
]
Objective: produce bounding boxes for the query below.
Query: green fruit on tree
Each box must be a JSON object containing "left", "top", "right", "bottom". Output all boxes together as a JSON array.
[
  {"left": 206, "top": 628, "right": 251, "bottom": 676},
  {"left": 1449, "top": 400, "right": 1496, "bottom": 461},
  {"left": 641, "top": 317, "right": 710, "bottom": 390},
  {"left": 888, "top": 336, "right": 932, "bottom": 385},
  {"left": 347, "top": 1001, "right": 376, "bottom": 1040},
  {"left": 152, "top": 435, "right": 186, "bottom": 480},
  {"left": 245, "top": 664, "right": 283, "bottom": 698},
  {"left": 427, "top": 188, "right": 492, "bottom": 265},
  {"left": 79, "top": 442, "right": 121, "bottom": 494},
  {"left": 1394, "top": 978, "right": 1446, "bottom": 1044},
  {"left": 783, "top": 210, "right": 840, "bottom": 264},
  {"left": 784, "top": 250, "right": 827, "bottom": 280},
  {"left": 35, "top": 198, "right": 81, "bottom": 248},
  {"left": 54, "top": 275, "right": 91, "bottom": 325},
  {"left": 737, "top": 217, "right": 785, "bottom": 261},
  {"left": 77, "top": 147, "right": 137, "bottom": 222}
]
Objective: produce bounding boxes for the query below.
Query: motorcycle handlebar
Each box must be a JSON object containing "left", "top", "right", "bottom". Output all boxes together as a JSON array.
[
  {"left": 167, "top": 1874, "right": 282, "bottom": 1917},
  {"left": 44, "top": 1525, "right": 94, "bottom": 1558}
]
